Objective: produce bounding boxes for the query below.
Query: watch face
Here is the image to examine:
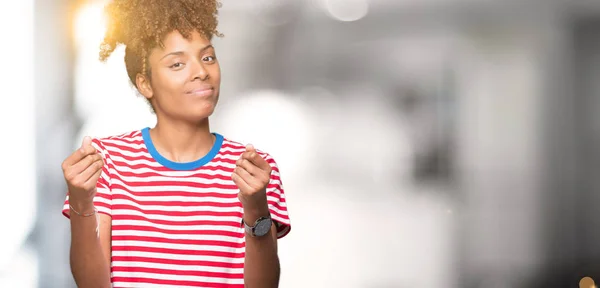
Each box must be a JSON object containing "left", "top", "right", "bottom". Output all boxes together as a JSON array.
[{"left": 254, "top": 217, "right": 272, "bottom": 236}]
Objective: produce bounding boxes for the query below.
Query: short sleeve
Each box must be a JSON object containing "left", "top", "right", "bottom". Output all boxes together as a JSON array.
[
  {"left": 62, "top": 138, "right": 113, "bottom": 218},
  {"left": 263, "top": 154, "right": 291, "bottom": 239}
]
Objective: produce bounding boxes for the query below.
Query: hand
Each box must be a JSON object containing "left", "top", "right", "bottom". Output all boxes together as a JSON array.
[
  {"left": 232, "top": 144, "right": 272, "bottom": 218},
  {"left": 61, "top": 136, "right": 104, "bottom": 211}
]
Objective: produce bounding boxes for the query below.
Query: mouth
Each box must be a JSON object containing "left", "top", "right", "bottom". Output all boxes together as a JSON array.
[{"left": 186, "top": 86, "right": 214, "bottom": 97}]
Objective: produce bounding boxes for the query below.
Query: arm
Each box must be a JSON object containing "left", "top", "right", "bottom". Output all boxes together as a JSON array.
[
  {"left": 62, "top": 137, "right": 113, "bottom": 287},
  {"left": 232, "top": 145, "right": 288, "bottom": 288},
  {"left": 242, "top": 211, "right": 280, "bottom": 288},
  {"left": 69, "top": 203, "right": 112, "bottom": 288}
]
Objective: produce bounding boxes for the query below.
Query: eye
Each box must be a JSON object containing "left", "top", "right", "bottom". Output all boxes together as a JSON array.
[
  {"left": 170, "top": 62, "right": 184, "bottom": 69},
  {"left": 203, "top": 55, "right": 216, "bottom": 62}
]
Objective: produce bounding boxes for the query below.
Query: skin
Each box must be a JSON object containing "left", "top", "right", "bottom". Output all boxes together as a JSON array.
[
  {"left": 62, "top": 136, "right": 111, "bottom": 288},
  {"left": 63, "top": 30, "right": 280, "bottom": 287}
]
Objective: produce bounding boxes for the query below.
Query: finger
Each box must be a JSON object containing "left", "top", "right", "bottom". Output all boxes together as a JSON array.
[
  {"left": 66, "top": 158, "right": 102, "bottom": 191},
  {"left": 65, "top": 153, "right": 102, "bottom": 179},
  {"left": 81, "top": 136, "right": 92, "bottom": 149},
  {"left": 80, "top": 158, "right": 104, "bottom": 183},
  {"left": 62, "top": 138, "right": 97, "bottom": 168},
  {"left": 237, "top": 159, "right": 270, "bottom": 185},
  {"left": 236, "top": 166, "right": 264, "bottom": 189},
  {"left": 241, "top": 151, "right": 271, "bottom": 171},
  {"left": 232, "top": 170, "right": 254, "bottom": 193},
  {"left": 246, "top": 144, "right": 255, "bottom": 152},
  {"left": 236, "top": 156, "right": 260, "bottom": 174},
  {"left": 83, "top": 163, "right": 103, "bottom": 189}
]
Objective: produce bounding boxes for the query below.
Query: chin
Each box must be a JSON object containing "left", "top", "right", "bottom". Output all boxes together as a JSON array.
[{"left": 187, "top": 104, "right": 217, "bottom": 121}]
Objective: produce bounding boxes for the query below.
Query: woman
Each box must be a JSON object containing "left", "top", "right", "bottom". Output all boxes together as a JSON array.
[{"left": 60, "top": 0, "right": 291, "bottom": 287}]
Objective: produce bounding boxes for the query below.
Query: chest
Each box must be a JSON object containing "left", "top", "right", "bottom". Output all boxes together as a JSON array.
[{"left": 108, "top": 166, "right": 246, "bottom": 259}]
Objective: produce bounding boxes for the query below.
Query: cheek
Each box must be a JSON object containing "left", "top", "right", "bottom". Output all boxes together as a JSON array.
[
  {"left": 154, "top": 73, "right": 187, "bottom": 98},
  {"left": 210, "top": 65, "right": 221, "bottom": 83}
]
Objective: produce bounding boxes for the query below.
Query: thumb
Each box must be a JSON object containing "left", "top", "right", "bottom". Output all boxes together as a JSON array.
[
  {"left": 245, "top": 144, "right": 255, "bottom": 152},
  {"left": 81, "top": 136, "right": 92, "bottom": 149}
]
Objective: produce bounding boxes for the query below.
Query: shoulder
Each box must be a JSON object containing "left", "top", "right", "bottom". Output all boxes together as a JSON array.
[
  {"left": 219, "top": 134, "right": 279, "bottom": 165},
  {"left": 91, "top": 129, "right": 144, "bottom": 155}
]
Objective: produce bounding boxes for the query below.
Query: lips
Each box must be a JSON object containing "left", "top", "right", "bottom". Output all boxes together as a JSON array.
[{"left": 186, "top": 86, "right": 214, "bottom": 97}]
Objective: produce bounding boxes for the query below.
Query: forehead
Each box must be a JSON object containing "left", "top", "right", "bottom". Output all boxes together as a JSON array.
[{"left": 160, "top": 30, "right": 212, "bottom": 52}]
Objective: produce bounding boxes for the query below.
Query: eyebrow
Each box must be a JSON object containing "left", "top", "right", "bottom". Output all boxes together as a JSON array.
[{"left": 160, "top": 45, "right": 214, "bottom": 61}]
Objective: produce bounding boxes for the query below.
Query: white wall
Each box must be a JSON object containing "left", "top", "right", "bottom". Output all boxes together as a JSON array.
[
  {"left": 454, "top": 23, "right": 548, "bottom": 286},
  {"left": 0, "top": 0, "right": 38, "bottom": 287}
]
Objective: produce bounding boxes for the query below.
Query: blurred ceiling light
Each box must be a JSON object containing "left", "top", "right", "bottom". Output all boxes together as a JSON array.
[
  {"left": 73, "top": 1, "right": 111, "bottom": 119},
  {"left": 73, "top": 0, "right": 155, "bottom": 141},
  {"left": 323, "top": 0, "right": 369, "bottom": 22},
  {"left": 74, "top": 2, "right": 106, "bottom": 49}
]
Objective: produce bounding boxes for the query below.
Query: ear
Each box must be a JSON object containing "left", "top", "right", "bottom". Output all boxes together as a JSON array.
[{"left": 136, "top": 73, "right": 153, "bottom": 100}]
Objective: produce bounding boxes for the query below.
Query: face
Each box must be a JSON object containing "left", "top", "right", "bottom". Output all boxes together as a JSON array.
[{"left": 137, "top": 30, "right": 221, "bottom": 122}]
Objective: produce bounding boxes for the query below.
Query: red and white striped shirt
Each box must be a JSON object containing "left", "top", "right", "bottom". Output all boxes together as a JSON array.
[{"left": 62, "top": 128, "right": 291, "bottom": 287}]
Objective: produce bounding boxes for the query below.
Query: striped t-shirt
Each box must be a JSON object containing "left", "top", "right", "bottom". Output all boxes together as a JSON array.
[{"left": 62, "top": 128, "right": 291, "bottom": 287}]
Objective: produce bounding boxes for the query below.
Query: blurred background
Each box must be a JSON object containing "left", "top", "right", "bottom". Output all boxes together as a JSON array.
[{"left": 1, "top": 0, "right": 600, "bottom": 287}]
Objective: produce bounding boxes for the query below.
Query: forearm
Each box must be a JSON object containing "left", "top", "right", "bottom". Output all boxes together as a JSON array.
[
  {"left": 243, "top": 210, "right": 280, "bottom": 288},
  {"left": 69, "top": 204, "right": 111, "bottom": 288}
]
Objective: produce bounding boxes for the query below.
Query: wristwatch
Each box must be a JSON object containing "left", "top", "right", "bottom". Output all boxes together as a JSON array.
[{"left": 242, "top": 214, "right": 272, "bottom": 237}]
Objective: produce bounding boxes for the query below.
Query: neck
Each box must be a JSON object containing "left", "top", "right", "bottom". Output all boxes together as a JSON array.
[{"left": 149, "top": 117, "right": 215, "bottom": 163}]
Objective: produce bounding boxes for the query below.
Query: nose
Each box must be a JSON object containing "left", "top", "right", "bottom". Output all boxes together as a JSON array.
[{"left": 191, "top": 59, "right": 209, "bottom": 81}]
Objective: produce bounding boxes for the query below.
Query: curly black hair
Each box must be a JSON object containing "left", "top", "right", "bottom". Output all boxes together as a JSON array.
[{"left": 99, "top": 0, "right": 223, "bottom": 89}]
